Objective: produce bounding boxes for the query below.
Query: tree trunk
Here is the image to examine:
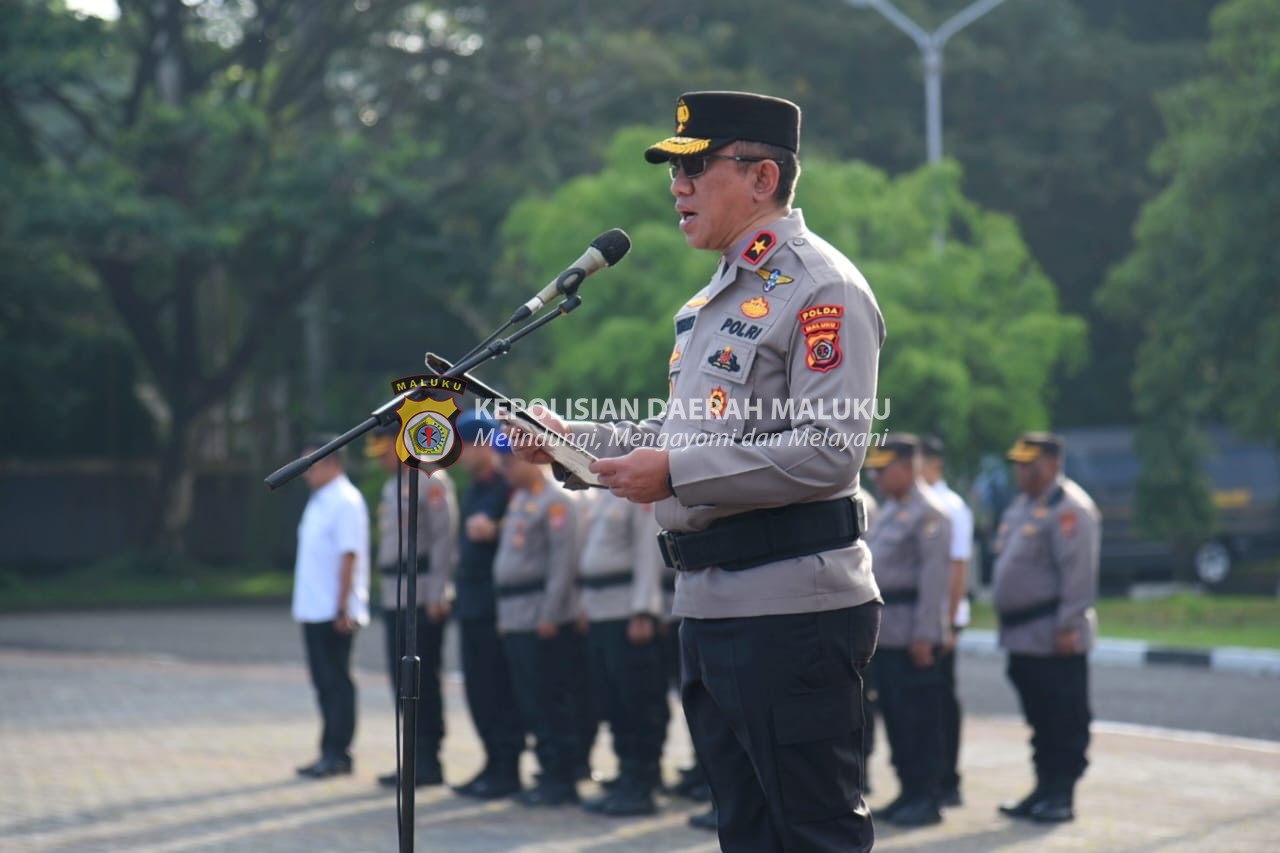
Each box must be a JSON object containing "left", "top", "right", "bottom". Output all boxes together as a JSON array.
[{"left": 147, "top": 409, "right": 197, "bottom": 557}]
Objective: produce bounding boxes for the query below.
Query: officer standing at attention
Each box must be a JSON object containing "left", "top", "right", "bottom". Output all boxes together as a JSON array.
[
  {"left": 368, "top": 427, "right": 457, "bottom": 788},
  {"left": 994, "top": 432, "right": 1100, "bottom": 824},
  {"left": 493, "top": 457, "right": 583, "bottom": 806},
  {"left": 862, "top": 434, "right": 951, "bottom": 827},
  {"left": 577, "top": 490, "right": 670, "bottom": 817},
  {"left": 513, "top": 91, "right": 885, "bottom": 852},
  {"left": 449, "top": 413, "right": 526, "bottom": 800},
  {"left": 919, "top": 434, "right": 974, "bottom": 808}
]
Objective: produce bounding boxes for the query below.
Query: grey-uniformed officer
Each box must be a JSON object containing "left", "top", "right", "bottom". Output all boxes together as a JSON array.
[
  {"left": 576, "top": 491, "right": 670, "bottom": 817},
  {"left": 515, "top": 91, "right": 885, "bottom": 852},
  {"left": 993, "top": 432, "right": 1100, "bottom": 824},
  {"left": 368, "top": 429, "right": 457, "bottom": 788},
  {"left": 493, "top": 457, "right": 582, "bottom": 806},
  {"left": 862, "top": 434, "right": 952, "bottom": 827}
]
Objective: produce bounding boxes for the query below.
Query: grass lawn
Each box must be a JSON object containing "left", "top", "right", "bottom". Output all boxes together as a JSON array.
[
  {"left": 969, "top": 594, "right": 1280, "bottom": 650},
  {"left": 0, "top": 556, "right": 292, "bottom": 611}
]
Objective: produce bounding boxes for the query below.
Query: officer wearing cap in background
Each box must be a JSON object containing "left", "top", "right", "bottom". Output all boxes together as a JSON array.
[
  {"left": 994, "top": 432, "right": 1100, "bottom": 824},
  {"left": 493, "top": 456, "right": 583, "bottom": 806},
  {"left": 512, "top": 90, "right": 885, "bottom": 852},
  {"left": 861, "top": 434, "right": 952, "bottom": 828},
  {"left": 450, "top": 413, "right": 527, "bottom": 801},
  {"left": 919, "top": 434, "right": 974, "bottom": 809},
  {"left": 576, "top": 490, "right": 670, "bottom": 817},
  {"left": 367, "top": 426, "right": 458, "bottom": 788}
]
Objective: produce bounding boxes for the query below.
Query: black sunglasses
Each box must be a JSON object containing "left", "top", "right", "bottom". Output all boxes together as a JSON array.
[{"left": 669, "top": 154, "right": 782, "bottom": 180}]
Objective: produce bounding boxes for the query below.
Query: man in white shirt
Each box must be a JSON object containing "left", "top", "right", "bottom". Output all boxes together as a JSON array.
[
  {"left": 920, "top": 435, "right": 974, "bottom": 808},
  {"left": 293, "top": 436, "right": 371, "bottom": 779}
]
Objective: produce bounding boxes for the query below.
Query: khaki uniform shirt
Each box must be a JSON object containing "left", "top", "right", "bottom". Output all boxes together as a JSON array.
[
  {"left": 863, "top": 481, "right": 951, "bottom": 648},
  {"left": 376, "top": 468, "right": 457, "bottom": 610},
  {"left": 578, "top": 491, "right": 665, "bottom": 622},
  {"left": 568, "top": 209, "right": 885, "bottom": 619},
  {"left": 492, "top": 471, "right": 579, "bottom": 632},
  {"left": 992, "top": 475, "right": 1101, "bottom": 655}
]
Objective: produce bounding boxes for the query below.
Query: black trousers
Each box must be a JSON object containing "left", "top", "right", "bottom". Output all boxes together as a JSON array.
[
  {"left": 938, "top": 642, "right": 963, "bottom": 793},
  {"left": 382, "top": 608, "right": 444, "bottom": 761},
  {"left": 587, "top": 618, "right": 670, "bottom": 781},
  {"left": 302, "top": 620, "right": 356, "bottom": 760},
  {"left": 681, "top": 602, "right": 881, "bottom": 853},
  {"left": 459, "top": 616, "right": 524, "bottom": 767},
  {"left": 1007, "top": 653, "right": 1092, "bottom": 791},
  {"left": 872, "top": 647, "right": 945, "bottom": 799},
  {"left": 503, "top": 629, "right": 583, "bottom": 785},
  {"left": 566, "top": 626, "right": 598, "bottom": 770}
]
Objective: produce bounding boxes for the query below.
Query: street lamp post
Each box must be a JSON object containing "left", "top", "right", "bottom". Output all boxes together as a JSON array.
[{"left": 845, "top": 0, "right": 1009, "bottom": 165}]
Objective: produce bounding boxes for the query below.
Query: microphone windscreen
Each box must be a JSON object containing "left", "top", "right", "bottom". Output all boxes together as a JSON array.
[{"left": 591, "top": 228, "right": 632, "bottom": 267}]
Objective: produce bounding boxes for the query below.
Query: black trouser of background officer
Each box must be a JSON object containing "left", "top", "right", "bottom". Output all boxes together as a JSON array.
[
  {"left": 503, "top": 628, "right": 584, "bottom": 796},
  {"left": 588, "top": 618, "right": 670, "bottom": 791},
  {"left": 381, "top": 607, "right": 444, "bottom": 779},
  {"left": 681, "top": 602, "right": 881, "bottom": 852},
  {"left": 938, "top": 637, "right": 963, "bottom": 801},
  {"left": 458, "top": 616, "right": 525, "bottom": 785},
  {"left": 302, "top": 621, "right": 356, "bottom": 764},
  {"left": 1007, "top": 653, "right": 1091, "bottom": 796},
  {"left": 871, "top": 648, "right": 945, "bottom": 807}
]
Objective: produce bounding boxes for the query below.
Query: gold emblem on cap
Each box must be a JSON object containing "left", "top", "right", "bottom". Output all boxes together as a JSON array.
[{"left": 675, "top": 99, "right": 690, "bottom": 134}]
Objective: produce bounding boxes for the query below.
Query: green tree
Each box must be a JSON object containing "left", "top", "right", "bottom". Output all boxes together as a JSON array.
[
  {"left": 0, "top": 0, "right": 483, "bottom": 550},
  {"left": 499, "top": 127, "right": 1084, "bottom": 464},
  {"left": 1098, "top": 0, "right": 1280, "bottom": 547}
]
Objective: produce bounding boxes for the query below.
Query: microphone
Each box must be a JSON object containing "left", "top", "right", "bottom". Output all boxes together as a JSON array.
[{"left": 510, "top": 228, "right": 631, "bottom": 323}]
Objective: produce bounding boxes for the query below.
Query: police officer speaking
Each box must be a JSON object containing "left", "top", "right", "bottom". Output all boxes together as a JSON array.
[
  {"left": 512, "top": 91, "right": 886, "bottom": 852},
  {"left": 993, "top": 432, "right": 1101, "bottom": 824}
]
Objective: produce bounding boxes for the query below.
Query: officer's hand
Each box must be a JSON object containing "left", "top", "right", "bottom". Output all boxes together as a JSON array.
[
  {"left": 427, "top": 601, "right": 450, "bottom": 623},
  {"left": 504, "top": 405, "right": 566, "bottom": 465},
  {"left": 590, "top": 448, "right": 672, "bottom": 503},
  {"left": 909, "top": 639, "right": 935, "bottom": 668},
  {"left": 575, "top": 613, "right": 590, "bottom": 634},
  {"left": 1054, "top": 629, "right": 1081, "bottom": 655},
  {"left": 465, "top": 513, "right": 498, "bottom": 542},
  {"left": 627, "top": 614, "right": 656, "bottom": 645},
  {"left": 941, "top": 629, "right": 957, "bottom": 654},
  {"left": 535, "top": 621, "right": 559, "bottom": 639},
  {"left": 335, "top": 613, "right": 357, "bottom": 635}
]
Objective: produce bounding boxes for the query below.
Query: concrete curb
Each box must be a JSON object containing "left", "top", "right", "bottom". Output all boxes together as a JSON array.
[{"left": 958, "top": 629, "right": 1280, "bottom": 677}]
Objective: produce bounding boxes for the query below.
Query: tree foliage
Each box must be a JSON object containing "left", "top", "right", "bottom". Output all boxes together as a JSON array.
[
  {"left": 1098, "top": 0, "right": 1280, "bottom": 544},
  {"left": 499, "top": 127, "right": 1084, "bottom": 463}
]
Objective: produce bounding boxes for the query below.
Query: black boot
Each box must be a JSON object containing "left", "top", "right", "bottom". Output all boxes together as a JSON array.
[
  {"left": 452, "top": 759, "right": 520, "bottom": 800},
  {"left": 998, "top": 785, "right": 1047, "bottom": 819},
  {"left": 1030, "top": 783, "right": 1075, "bottom": 823}
]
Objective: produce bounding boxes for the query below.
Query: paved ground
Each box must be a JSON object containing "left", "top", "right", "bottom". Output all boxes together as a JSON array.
[{"left": 1, "top": 607, "right": 1279, "bottom": 852}]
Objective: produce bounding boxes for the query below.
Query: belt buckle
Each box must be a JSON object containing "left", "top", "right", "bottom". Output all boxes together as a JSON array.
[{"left": 658, "top": 529, "right": 688, "bottom": 573}]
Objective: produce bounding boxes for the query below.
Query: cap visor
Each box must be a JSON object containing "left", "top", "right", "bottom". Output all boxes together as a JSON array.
[
  {"left": 644, "top": 136, "right": 729, "bottom": 163},
  {"left": 864, "top": 448, "right": 897, "bottom": 470},
  {"left": 1006, "top": 446, "right": 1041, "bottom": 463}
]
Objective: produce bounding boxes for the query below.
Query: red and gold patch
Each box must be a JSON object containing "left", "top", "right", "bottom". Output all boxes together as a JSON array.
[
  {"left": 669, "top": 347, "right": 682, "bottom": 367},
  {"left": 549, "top": 502, "right": 569, "bottom": 530},
  {"left": 1059, "top": 511, "right": 1077, "bottom": 537},
  {"left": 708, "top": 386, "right": 728, "bottom": 418},
  {"left": 741, "top": 230, "right": 776, "bottom": 265},
  {"left": 741, "top": 297, "right": 770, "bottom": 319},
  {"left": 800, "top": 305, "right": 843, "bottom": 373}
]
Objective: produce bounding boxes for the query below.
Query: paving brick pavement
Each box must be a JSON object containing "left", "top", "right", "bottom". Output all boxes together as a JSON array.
[{"left": 1, "top": 611, "right": 1279, "bottom": 851}]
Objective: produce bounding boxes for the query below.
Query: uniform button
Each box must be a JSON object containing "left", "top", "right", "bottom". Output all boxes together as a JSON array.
[{"left": 792, "top": 237, "right": 806, "bottom": 246}]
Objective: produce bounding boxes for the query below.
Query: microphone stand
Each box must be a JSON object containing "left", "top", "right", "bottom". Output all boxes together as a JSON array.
[{"left": 264, "top": 293, "right": 583, "bottom": 853}]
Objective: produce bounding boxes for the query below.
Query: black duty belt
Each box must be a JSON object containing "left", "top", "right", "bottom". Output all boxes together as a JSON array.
[
  {"left": 880, "top": 587, "right": 919, "bottom": 606},
  {"left": 495, "top": 579, "right": 544, "bottom": 599},
  {"left": 577, "top": 571, "right": 633, "bottom": 590},
  {"left": 657, "top": 497, "right": 865, "bottom": 574},
  {"left": 662, "top": 577, "right": 676, "bottom": 593},
  {"left": 998, "top": 598, "right": 1060, "bottom": 629}
]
